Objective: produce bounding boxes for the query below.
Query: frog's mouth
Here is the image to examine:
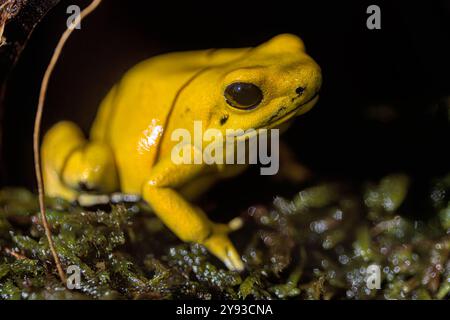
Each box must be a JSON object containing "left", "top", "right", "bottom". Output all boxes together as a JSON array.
[
  {"left": 226, "top": 94, "right": 319, "bottom": 142},
  {"left": 265, "top": 93, "right": 319, "bottom": 129}
]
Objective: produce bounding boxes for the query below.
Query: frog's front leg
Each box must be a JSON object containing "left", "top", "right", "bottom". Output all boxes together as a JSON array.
[
  {"left": 142, "top": 147, "right": 244, "bottom": 271},
  {"left": 42, "top": 121, "right": 119, "bottom": 201}
]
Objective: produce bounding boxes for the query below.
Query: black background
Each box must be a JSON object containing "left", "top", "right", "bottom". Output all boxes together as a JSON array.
[{"left": 1, "top": 0, "right": 449, "bottom": 211}]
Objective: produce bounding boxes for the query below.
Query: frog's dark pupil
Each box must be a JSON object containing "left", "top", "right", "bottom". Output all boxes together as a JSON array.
[{"left": 224, "top": 82, "right": 263, "bottom": 109}]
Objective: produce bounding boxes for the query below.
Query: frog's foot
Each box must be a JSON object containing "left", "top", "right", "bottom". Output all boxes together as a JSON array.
[
  {"left": 77, "top": 193, "right": 110, "bottom": 207},
  {"left": 202, "top": 223, "right": 244, "bottom": 271}
]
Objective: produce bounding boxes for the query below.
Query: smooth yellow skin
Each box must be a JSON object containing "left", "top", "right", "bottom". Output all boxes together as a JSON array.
[{"left": 41, "top": 34, "right": 322, "bottom": 271}]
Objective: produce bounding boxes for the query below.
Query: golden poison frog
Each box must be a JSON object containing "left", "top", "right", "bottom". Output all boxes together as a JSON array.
[{"left": 41, "top": 34, "right": 322, "bottom": 270}]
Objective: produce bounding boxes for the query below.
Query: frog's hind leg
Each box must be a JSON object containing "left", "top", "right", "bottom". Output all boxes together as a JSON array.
[
  {"left": 41, "top": 121, "right": 85, "bottom": 201},
  {"left": 41, "top": 121, "right": 119, "bottom": 201}
]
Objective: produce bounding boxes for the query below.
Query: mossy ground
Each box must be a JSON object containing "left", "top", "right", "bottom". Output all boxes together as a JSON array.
[{"left": 0, "top": 173, "right": 449, "bottom": 300}]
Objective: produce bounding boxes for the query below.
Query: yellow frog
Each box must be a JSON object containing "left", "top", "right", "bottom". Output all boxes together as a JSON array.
[{"left": 41, "top": 34, "right": 322, "bottom": 271}]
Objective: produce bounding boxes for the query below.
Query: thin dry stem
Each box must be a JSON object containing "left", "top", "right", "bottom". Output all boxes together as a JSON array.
[{"left": 33, "top": 0, "right": 102, "bottom": 285}]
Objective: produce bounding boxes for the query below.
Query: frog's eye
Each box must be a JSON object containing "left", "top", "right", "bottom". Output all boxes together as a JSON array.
[{"left": 224, "top": 82, "right": 263, "bottom": 110}]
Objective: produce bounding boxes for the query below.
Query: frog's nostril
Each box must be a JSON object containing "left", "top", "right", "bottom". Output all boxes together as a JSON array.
[{"left": 295, "top": 87, "right": 305, "bottom": 95}]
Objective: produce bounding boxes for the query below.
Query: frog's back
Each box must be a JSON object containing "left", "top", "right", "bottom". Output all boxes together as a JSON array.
[{"left": 90, "top": 48, "right": 249, "bottom": 193}]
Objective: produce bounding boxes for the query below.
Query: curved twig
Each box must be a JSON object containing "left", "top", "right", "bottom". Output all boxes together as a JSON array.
[{"left": 33, "top": 0, "right": 102, "bottom": 285}]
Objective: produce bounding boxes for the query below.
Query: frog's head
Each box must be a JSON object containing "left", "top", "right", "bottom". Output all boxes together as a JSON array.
[{"left": 186, "top": 34, "right": 322, "bottom": 138}]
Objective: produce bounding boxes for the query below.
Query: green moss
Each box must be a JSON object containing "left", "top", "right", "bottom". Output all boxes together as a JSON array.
[{"left": 0, "top": 172, "right": 449, "bottom": 299}]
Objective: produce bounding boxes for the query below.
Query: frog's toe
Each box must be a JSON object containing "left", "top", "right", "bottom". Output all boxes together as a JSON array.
[
  {"left": 224, "top": 244, "right": 245, "bottom": 272},
  {"left": 228, "top": 217, "right": 244, "bottom": 231},
  {"left": 202, "top": 228, "right": 244, "bottom": 272}
]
